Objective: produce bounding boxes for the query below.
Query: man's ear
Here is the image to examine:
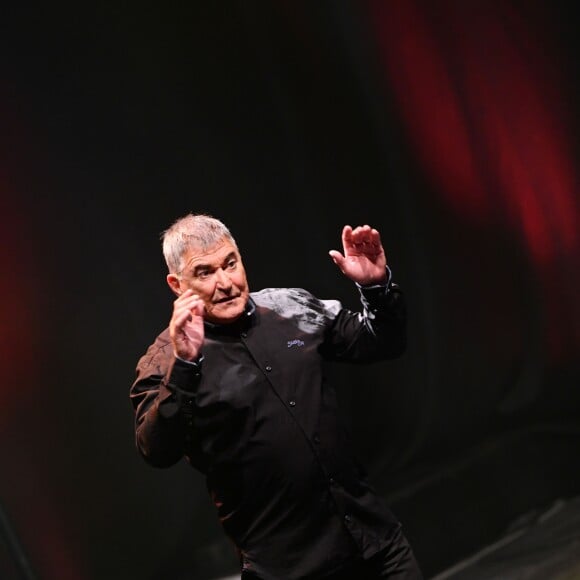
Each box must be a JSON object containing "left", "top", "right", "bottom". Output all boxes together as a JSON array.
[{"left": 166, "top": 274, "right": 182, "bottom": 296}]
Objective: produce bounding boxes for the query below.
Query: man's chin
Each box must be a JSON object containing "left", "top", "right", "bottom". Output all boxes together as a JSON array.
[{"left": 207, "top": 299, "right": 246, "bottom": 324}]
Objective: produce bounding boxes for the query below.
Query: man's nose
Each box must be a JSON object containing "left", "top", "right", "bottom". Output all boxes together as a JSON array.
[{"left": 215, "top": 268, "right": 233, "bottom": 289}]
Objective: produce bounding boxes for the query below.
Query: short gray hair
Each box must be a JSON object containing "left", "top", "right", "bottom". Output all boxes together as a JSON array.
[{"left": 161, "top": 213, "right": 237, "bottom": 274}]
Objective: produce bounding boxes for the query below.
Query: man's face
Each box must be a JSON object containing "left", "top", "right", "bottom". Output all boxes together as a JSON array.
[{"left": 169, "top": 238, "right": 250, "bottom": 324}]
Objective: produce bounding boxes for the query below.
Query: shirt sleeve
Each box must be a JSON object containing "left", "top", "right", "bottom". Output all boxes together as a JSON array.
[
  {"left": 130, "top": 338, "right": 203, "bottom": 468},
  {"left": 319, "top": 273, "right": 406, "bottom": 363}
]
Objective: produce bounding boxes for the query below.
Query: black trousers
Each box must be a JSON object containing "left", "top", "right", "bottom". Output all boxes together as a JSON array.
[{"left": 241, "top": 525, "right": 423, "bottom": 579}]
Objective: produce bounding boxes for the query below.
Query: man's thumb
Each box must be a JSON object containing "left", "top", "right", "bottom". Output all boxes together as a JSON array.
[{"left": 328, "top": 250, "right": 345, "bottom": 268}]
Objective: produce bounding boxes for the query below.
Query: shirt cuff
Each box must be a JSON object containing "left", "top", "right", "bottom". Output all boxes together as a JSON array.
[
  {"left": 165, "top": 356, "right": 203, "bottom": 394},
  {"left": 175, "top": 354, "right": 204, "bottom": 368}
]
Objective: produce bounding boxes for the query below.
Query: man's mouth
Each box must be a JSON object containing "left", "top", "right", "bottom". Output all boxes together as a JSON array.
[{"left": 215, "top": 295, "right": 240, "bottom": 304}]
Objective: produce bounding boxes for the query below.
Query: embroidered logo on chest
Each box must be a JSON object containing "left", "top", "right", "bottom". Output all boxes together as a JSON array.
[{"left": 287, "top": 339, "right": 305, "bottom": 348}]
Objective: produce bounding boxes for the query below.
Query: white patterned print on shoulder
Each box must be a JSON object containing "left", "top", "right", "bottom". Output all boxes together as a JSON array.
[{"left": 251, "top": 288, "right": 341, "bottom": 334}]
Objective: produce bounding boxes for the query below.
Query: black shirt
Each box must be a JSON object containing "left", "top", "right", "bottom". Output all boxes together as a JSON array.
[{"left": 131, "top": 283, "right": 406, "bottom": 580}]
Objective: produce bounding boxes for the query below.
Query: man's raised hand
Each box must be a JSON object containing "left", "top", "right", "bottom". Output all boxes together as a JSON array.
[
  {"left": 169, "top": 289, "right": 205, "bottom": 361},
  {"left": 329, "top": 225, "right": 388, "bottom": 286}
]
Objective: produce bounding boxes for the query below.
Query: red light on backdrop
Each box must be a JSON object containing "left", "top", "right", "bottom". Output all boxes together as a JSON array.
[
  {"left": 0, "top": 196, "right": 37, "bottom": 425},
  {"left": 366, "top": 0, "right": 579, "bottom": 358}
]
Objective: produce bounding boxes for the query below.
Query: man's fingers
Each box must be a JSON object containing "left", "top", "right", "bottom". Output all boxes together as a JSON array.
[
  {"left": 351, "top": 225, "right": 371, "bottom": 245},
  {"left": 191, "top": 300, "right": 206, "bottom": 317},
  {"left": 172, "top": 308, "right": 194, "bottom": 330},
  {"left": 174, "top": 293, "right": 203, "bottom": 313},
  {"left": 172, "top": 294, "right": 205, "bottom": 331},
  {"left": 341, "top": 225, "right": 353, "bottom": 250},
  {"left": 369, "top": 228, "right": 382, "bottom": 247},
  {"left": 347, "top": 225, "right": 383, "bottom": 254}
]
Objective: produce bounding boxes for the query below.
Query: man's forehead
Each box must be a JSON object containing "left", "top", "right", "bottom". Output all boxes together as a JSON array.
[{"left": 184, "top": 239, "right": 239, "bottom": 266}]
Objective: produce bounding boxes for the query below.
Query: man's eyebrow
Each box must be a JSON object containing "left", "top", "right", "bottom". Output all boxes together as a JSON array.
[
  {"left": 192, "top": 263, "right": 211, "bottom": 275},
  {"left": 191, "top": 252, "right": 237, "bottom": 275},
  {"left": 222, "top": 252, "right": 237, "bottom": 264}
]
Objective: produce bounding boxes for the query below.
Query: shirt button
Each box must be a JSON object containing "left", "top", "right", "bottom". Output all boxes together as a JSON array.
[
  {"left": 241, "top": 332, "right": 247, "bottom": 338},
  {"left": 289, "top": 400, "right": 296, "bottom": 407},
  {"left": 265, "top": 365, "right": 272, "bottom": 372},
  {"left": 313, "top": 435, "right": 320, "bottom": 444},
  {"left": 329, "top": 477, "right": 335, "bottom": 485},
  {"left": 344, "top": 514, "right": 351, "bottom": 523}
]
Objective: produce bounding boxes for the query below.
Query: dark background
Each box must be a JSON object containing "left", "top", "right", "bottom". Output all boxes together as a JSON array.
[{"left": 1, "top": 1, "right": 579, "bottom": 579}]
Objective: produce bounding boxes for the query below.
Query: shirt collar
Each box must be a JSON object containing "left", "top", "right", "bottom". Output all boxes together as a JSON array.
[{"left": 203, "top": 296, "right": 256, "bottom": 334}]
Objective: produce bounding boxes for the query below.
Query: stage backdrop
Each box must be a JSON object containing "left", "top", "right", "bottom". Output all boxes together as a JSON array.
[{"left": 1, "top": 2, "right": 579, "bottom": 579}]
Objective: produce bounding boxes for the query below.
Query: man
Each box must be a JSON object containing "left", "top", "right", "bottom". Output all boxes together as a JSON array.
[{"left": 130, "top": 214, "right": 422, "bottom": 579}]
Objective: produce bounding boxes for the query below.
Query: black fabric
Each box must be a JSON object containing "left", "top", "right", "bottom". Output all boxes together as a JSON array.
[
  {"left": 131, "top": 283, "right": 409, "bottom": 579},
  {"left": 241, "top": 524, "right": 423, "bottom": 579}
]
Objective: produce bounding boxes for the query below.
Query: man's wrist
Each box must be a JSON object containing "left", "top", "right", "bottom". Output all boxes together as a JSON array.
[{"left": 356, "top": 265, "right": 392, "bottom": 290}]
